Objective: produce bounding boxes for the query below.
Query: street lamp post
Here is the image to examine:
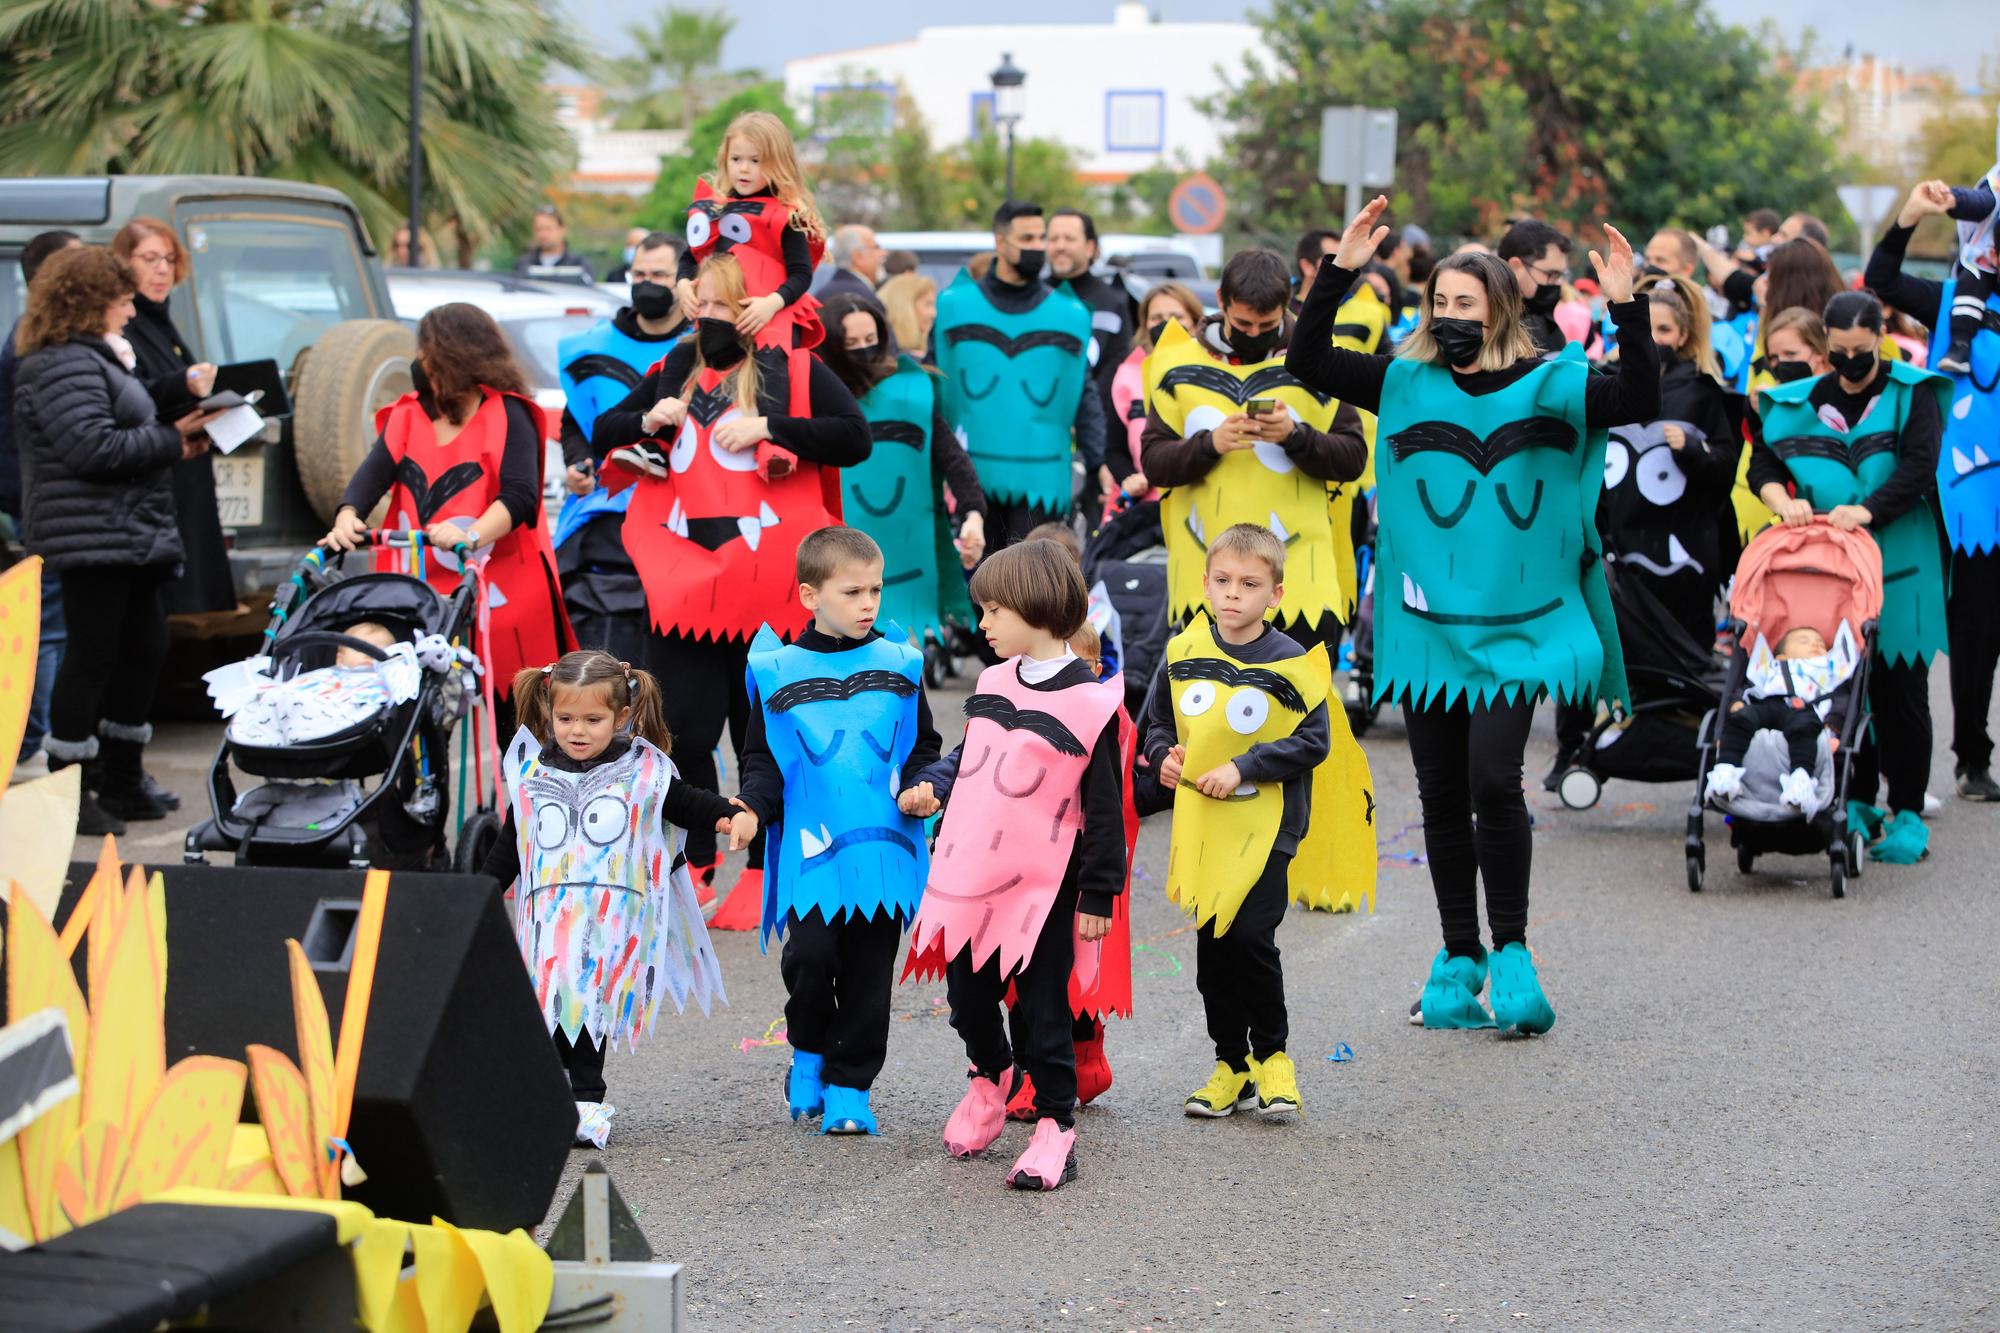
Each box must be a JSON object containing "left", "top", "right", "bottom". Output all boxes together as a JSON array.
[
  {"left": 407, "top": 0, "right": 423, "bottom": 267},
  {"left": 989, "top": 52, "right": 1026, "bottom": 204}
]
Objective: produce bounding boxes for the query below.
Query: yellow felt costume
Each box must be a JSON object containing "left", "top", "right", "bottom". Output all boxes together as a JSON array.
[
  {"left": 1288, "top": 690, "right": 1378, "bottom": 914},
  {"left": 1147, "top": 322, "right": 1356, "bottom": 628},
  {"left": 1162, "top": 616, "right": 1331, "bottom": 935}
]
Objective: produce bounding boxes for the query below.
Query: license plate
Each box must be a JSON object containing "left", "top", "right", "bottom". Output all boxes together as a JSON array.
[{"left": 213, "top": 453, "right": 265, "bottom": 528}]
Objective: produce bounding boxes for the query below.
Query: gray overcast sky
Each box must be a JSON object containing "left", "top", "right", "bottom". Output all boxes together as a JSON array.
[{"left": 570, "top": 1, "right": 1997, "bottom": 88}]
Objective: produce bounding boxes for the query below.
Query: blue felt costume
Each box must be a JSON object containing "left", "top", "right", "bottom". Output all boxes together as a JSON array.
[
  {"left": 1926, "top": 275, "right": 2000, "bottom": 554},
  {"left": 553, "top": 316, "right": 680, "bottom": 547}
]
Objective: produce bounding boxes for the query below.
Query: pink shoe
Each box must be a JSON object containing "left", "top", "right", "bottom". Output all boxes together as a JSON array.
[
  {"left": 1005, "top": 1117, "right": 1077, "bottom": 1191},
  {"left": 942, "top": 1066, "right": 1015, "bottom": 1158}
]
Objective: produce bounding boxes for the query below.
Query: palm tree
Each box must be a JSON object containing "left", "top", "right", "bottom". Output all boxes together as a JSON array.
[
  {"left": 607, "top": 7, "right": 738, "bottom": 132},
  {"left": 0, "top": 0, "right": 588, "bottom": 266}
]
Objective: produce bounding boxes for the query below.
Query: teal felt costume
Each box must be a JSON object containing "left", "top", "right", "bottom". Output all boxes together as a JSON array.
[
  {"left": 1757, "top": 359, "right": 1954, "bottom": 668},
  {"left": 845, "top": 356, "right": 957, "bottom": 640},
  {"left": 745, "top": 624, "right": 929, "bottom": 948},
  {"left": 931, "top": 271, "right": 1091, "bottom": 511},
  {"left": 1372, "top": 346, "right": 1627, "bottom": 710}
]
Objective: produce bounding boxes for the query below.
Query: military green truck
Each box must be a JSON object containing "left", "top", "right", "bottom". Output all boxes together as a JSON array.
[{"left": 1, "top": 175, "right": 418, "bottom": 597}]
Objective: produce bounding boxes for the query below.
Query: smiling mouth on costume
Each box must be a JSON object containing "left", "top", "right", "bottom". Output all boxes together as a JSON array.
[
  {"left": 1400, "top": 573, "right": 1562, "bottom": 626},
  {"left": 665, "top": 499, "right": 780, "bottom": 551},
  {"left": 1610, "top": 534, "right": 1703, "bottom": 578}
]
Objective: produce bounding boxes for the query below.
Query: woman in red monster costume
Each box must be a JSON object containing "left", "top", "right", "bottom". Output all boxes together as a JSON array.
[
  {"left": 324, "top": 302, "right": 573, "bottom": 739},
  {"left": 592, "top": 253, "right": 870, "bottom": 914}
]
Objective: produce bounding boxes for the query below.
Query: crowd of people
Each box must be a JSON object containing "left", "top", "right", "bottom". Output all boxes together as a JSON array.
[{"left": 7, "top": 103, "right": 1997, "bottom": 1191}]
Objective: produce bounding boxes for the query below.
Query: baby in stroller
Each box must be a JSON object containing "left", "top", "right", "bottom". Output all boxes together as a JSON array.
[
  {"left": 211, "top": 621, "right": 420, "bottom": 747},
  {"left": 1704, "top": 621, "right": 1859, "bottom": 817}
]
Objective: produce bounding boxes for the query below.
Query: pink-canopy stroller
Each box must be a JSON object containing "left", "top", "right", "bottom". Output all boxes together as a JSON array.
[{"left": 1685, "top": 521, "right": 1884, "bottom": 898}]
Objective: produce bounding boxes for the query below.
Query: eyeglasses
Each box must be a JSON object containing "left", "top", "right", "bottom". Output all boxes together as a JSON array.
[
  {"left": 130, "top": 251, "right": 177, "bottom": 269},
  {"left": 1528, "top": 264, "right": 1568, "bottom": 285}
]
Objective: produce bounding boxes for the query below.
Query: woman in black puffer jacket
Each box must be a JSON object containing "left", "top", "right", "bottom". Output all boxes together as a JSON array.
[{"left": 13, "top": 246, "right": 217, "bottom": 834}]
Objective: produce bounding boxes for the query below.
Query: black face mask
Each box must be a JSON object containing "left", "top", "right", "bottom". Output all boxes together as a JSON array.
[
  {"left": 630, "top": 281, "right": 675, "bottom": 321},
  {"left": 1227, "top": 322, "right": 1282, "bottom": 362},
  {"left": 1523, "top": 284, "right": 1561, "bottom": 316},
  {"left": 1768, "top": 359, "right": 1813, "bottom": 384},
  {"left": 1430, "top": 316, "right": 1488, "bottom": 366},
  {"left": 1147, "top": 319, "right": 1170, "bottom": 345},
  {"left": 698, "top": 317, "right": 745, "bottom": 368},
  {"left": 1828, "top": 348, "right": 1877, "bottom": 383},
  {"left": 850, "top": 341, "right": 882, "bottom": 362},
  {"left": 1009, "top": 246, "right": 1047, "bottom": 283}
]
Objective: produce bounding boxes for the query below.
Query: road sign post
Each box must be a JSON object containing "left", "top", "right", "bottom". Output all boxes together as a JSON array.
[
  {"left": 1319, "top": 106, "right": 1399, "bottom": 219},
  {"left": 1168, "top": 172, "right": 1227, "bottom": 236},
  {"left": 1837, "top": 183, "right": 1902, "bottom": 249}
]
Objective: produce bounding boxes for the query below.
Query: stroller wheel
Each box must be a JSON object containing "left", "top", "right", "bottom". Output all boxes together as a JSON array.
[
  {"left": 923, "top": 642, "right": 946, "bottom": 691},
  {"left": 1829, "top": 856, "right": 1847, "bottom": 899},
  {"left": 453, "top": 808, "right": 505, "bottom": 876},
  {"left": 1846, "top": 829, "right": 1866, "bottom": 879},
  {"left": 1737, "top": 845, "right": 1756, "bottom": 875},
  {"left": 1686, "top": 854, "right": 1704, "bottom": 893},
  {"left": 1556, "top": 767, "right": 1601, "bottom": 810}
]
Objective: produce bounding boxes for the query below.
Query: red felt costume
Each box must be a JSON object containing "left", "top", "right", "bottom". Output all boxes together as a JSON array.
[{"left": 685, "top": 179, "right": 825, "bottom": 352}]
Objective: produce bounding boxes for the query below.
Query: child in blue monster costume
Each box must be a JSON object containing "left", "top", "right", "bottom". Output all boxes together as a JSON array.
[
  {"left": 1866, "top": 177, "right": 2000, "bottom": 803},
  {"left": 932, "top": 200, "right": 1104, "bottom": 544},
  {"left": 1750, "top": 292, "right": 1952, "bottom": 864},
  {"left": 1289, "top": 196, "right": 1657, "bottom": 1037},
  {"left": 553, "top": 232, "right": 687, "bottom": 665},
  {"left": 737, "top": 526, "right": 942, "bottom": 1135},
  {"left": 817, "top": 293, "right": 990, "bottom": 644}
]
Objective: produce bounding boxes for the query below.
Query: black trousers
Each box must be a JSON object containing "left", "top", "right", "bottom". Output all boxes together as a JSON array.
[
  {"left": 48, "top": 564, "right": 170, "bottom": 746},
  {"left": 555, "top": 1028, "right": 606, "bottom": 1102},
  {"left": 1719, "top": 698, "right": 1822, "bottom": 772},
  {"left": 1948, "top": 548, "right": 2000, "bottom": 774},
  {"left": 1403, "top": 693, "right": 1537, "bottom": 957},
  {"left": 1851, "top": 654, "right": 1931, "bottom": 816},
  {"left": 946, "top": 882, "right": 1078, "bottom": 1125},
  {"left": 642, "top": 629, "right": 760, "bottom": 868},
  {"left": 780, "top": 907, "right": 903, "bottom": 1090},
  {"left": 1195, "top": 850, "right": 1292, "bottom": 1067}
]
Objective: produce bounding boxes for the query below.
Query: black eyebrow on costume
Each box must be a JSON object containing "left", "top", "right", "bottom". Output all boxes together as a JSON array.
[
  {"left": 766, "top": 670, "right": 917, "bottom": 713},
  {"left": 1166, "top": 656, "right": 1307, "bottom": 713},
  {"left": 962, "top": 692, "right": 1086, "bottom": 756}
]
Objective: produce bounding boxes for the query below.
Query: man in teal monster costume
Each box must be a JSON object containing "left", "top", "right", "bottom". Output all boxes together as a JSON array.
[
  {"left": 1867, "top": 178, "right": 2000, "bottom": 802},
  {"left": 1751, "top": 290, "right": 1953, "bottom": 863},
  {"left": 933, "top": 200, "right": 1102, "bottom": 544},
  {"left": 555, "top": 231, "right": 686, "bottom": 663},
  {"left": 844, "top": 352, "right": 969, "bottom": 642}
]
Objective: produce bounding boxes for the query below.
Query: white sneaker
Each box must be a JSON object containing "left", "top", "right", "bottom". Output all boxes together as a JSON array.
[
  {"left": 1778, "top": 767, "right": 1821, "bottom": 818},
  {"left": 1922, "top": 791, "right": 1942, "bottom": 818},
  {"left": 606, "top": 443, "right": 669, "bottom": 479},
  {"left": 574, "top": 1100, "right": 616, "bottom": 1149},
  {"left": 8, "top": 749, "right": 50, "bottom": 785},
  {"left": 1704, "top": 763, "right": 1745, "bottom": 803}
]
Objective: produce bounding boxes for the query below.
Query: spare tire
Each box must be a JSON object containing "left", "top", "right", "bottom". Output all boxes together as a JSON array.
[{"left": 292, "top": 318, "right": 416, "bottom": 524}]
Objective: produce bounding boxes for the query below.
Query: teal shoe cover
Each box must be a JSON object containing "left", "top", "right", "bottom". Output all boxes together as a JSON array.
[
  {"left": 787, "top": 1051, "right": 825, "bottom": 1121},
  {"left": 1846, "top": 800, "right": 1885, "bottom": 841},
  {"left": 1872, "top": 809, "right": 1930, "bottom": 864},
  {"left": 820, "top": 1084, "right": 879, "bottom": 1135},
  {"left": 1419, "top": 948, "right": 1495, "bottom": 1029},
  {"left": 1488, "top": 941, "right": 1556, "bottom": 1036}
]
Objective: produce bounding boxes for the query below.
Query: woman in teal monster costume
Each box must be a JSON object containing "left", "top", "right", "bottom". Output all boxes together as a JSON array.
[
  {"left": 817, "top": 293, "right": 989, "bottom": 643},
  {"left": 1287, "top": 196, "right": 1657, "bottom": 1036},
  {"left": 1750, "top": 292, "right": 1951, "bottom": 865}
]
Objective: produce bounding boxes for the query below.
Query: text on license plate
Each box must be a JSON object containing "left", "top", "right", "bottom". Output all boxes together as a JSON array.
[{"left": 213, "top": 454, "right": 265, "bottom": 528}]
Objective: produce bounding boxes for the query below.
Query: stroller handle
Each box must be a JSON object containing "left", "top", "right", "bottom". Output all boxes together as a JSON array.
[{"left": 365, "top": 528, "right": 478, "bottom": 558}]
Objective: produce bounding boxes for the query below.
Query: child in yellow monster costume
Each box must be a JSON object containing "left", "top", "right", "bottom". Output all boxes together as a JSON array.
[{"left": 1141, "top": 524, "right": 1331, "bottom": 1123}]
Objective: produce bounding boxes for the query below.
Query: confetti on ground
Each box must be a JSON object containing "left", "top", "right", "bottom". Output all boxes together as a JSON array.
[
  {"left": 1326, "top": 1043, "right": 1355, "bottom": 1063},
  {"left": 1617, "top": 801, "right": 1657, "bottom": 815},
  {"left": 1132, "top": 944, "right": 1183, "bottom": 977},
  {"left": 738, "top": 1016, "right": 788, "bottom": 1051}
]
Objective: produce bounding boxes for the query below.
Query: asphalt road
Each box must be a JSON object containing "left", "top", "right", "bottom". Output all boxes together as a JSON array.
[{"left": 105, "top": 665, "right": 1999, "bottom": 1331}]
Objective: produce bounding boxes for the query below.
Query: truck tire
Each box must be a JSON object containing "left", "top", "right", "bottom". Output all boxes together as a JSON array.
[{"left": 292, "top": 319, "right": 415, "bottom": 524}]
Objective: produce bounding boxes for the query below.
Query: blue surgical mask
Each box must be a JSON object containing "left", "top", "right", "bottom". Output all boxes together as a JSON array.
[{"left": 622, "top": 245, "right": 637, "bottom": 264}]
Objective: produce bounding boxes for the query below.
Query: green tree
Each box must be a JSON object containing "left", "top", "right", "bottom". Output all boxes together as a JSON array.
[
  {"left": 0, "top": 0, "right": 585, "bottom": 266},
  {"left": 606, "top": 7, "right": 740, "bottom": 132},
  {"left": 635, "top": 82, "right": 801, "bottom": 232},
  {"left": 1203, "top": 0, "right": 1849, "bottom": 246},
  {"left": 1907, "top": 90, "right": 1998, "bottom": 256},
  {"left": 934, "top": 117, "right": 1084, "bottom": 229}
]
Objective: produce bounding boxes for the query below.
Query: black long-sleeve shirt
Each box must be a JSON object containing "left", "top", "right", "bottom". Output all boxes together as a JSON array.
[
  {"left": 477, "top": 735, "right": 739, "bottom": 886},
  {"left": 1745, "top": 365, "right": 1941, "bottom": 529},
  {"left": 590, "top": 343, "right": 870, "bottom": 469},
  {"left": 1863, "top": 223, "right": 1947, "bottom": 329},
  {"left": 927, "top": 400, "right": 987, "bottom": 518},
  {"left": 1285, "top": 257, "right": 1661, "bottom": 428},
  {"left": 1137, "top": 621, "right": 1331, "bottom": 859},
  {"left": 976, "top": 268, "right": 1108, "bottom": 473},
  {"left": 736, "top": 625, "right": 944, "bottom": 829},
  {"left": 340, "top": 393, "right": 543, "bottom": 527},
  {"left": 916, "top": 658, "right": 1127, "bottom": 918},
  {"left": 1139, "top": 314, "right": 1371, "bottom": 488},
  {"left": 675, "top": 189, "right": 814, "bottom": 306}
]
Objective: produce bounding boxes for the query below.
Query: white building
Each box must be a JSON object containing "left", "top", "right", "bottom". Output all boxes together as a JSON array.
[
  {"left": 548, "top": 85, "right": 687, "bottom": 196},
  {"left": 782, "top": 3, "right": 1267, "bottom": 182}
]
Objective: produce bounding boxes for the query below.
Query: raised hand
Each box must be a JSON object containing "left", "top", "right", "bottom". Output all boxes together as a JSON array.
[
  {"left": 1898, "top": 179, "right": 1954, "bottom": 227},
  {"left": 1335, "top": 195, "right": 1393, "bottom": 271},
  {"left": 1589, "top": 224, "right": 1637, "bottom": 304}
]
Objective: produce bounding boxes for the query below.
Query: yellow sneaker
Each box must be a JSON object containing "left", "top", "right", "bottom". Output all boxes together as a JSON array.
[
  {"left": 1252, "top": 1051, "right": 1301, "bottom": 1120},
  {"left": 1183, "top": 1060, "right": 1257, "bottom": 1117}
]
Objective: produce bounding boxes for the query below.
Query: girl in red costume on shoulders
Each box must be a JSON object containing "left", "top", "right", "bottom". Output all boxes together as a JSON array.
[{"left": 675, "top": 110, "right": 829, "bottom": 352}]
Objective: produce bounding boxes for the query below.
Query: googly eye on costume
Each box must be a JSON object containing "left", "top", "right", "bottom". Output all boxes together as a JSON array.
[
  {"left": 581, "top": 794, "right": 629, "bottom": 846},
  {"left": 1603, "top": 439, "right": 1630, "bottom": 490},
  {"left": 1179, "top": 681, "right": 1217, "bottom": 716},
  {"left": 1224, "top": 687, "right": 1271, "bottom": 735},
  {"left": 707, "top": 408, "right": 759, "bottom": 472},
  {"left": 685, "top": 210, "right": 712, "bottom": 249},
  {"left": 720, "top": 213, "right": 753, "bottom": 246},
  {"left": 1183, "top": 404, "right": 1226, "bottom": 439},
  {"left": 1635, "top": 448, "right": 1688, "bottom": 506},
  {"left": 669, "top": 419, "right": 699, "bottom": 472},
  {"left": 533, "top": 802, "right": 569, "bottom": 850}
]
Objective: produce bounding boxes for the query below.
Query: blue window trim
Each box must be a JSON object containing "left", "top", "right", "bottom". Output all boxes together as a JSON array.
[
  {"left": 969, "top": 91, "right": 996, "bottom": 140},
  {"left": 1103, "top": 89, "right": 1166, "bottom": 154},
  {"left": 810, "top": 81, "right": 897, "bottom": 140}
]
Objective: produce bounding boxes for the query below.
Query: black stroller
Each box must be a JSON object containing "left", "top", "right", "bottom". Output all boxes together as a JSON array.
[
  {"left": 1551, "top": 564, "right": 1729, "bottom": 810},
  {"left": 1684, "top": 522, "right": 1881, "bottom": 897},
  {"left": 184, "top": 534, "right": 503, "bottom": 871}
]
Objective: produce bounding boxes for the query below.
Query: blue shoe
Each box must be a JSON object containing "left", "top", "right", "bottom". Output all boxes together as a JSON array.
[
  {"left": 820, "top": 1084, "right": 878, "bottom": 1135},
  {"left": 1872, "top": 809, "right": 1930, "bottom": 864},
  {"left": 786, "top": 1051, "right": 825, "bottom": 1121},
  {"left": 1418, "top": 948, "right": 1495, "bottom": 1029},
  {"left": 1488, "top": 941, "right": 1556, "bottom": 1036}
]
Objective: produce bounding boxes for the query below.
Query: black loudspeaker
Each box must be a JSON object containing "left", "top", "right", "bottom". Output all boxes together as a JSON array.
[{"left": 8, "top": 863, "right": 573, "bottom": 1232}]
